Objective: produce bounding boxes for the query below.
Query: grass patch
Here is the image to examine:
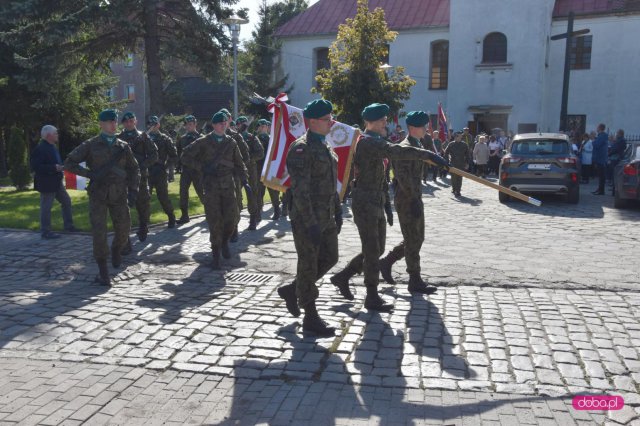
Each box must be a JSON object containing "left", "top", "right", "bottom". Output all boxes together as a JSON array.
[{"left": 0, "top": 177, "right": 258, "bottom": 232}]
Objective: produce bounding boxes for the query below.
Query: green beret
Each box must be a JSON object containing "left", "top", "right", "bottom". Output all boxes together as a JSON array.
[
  {"left": 219, "top": 108, "right": 231, "bottom": 116},
  {"left": 230, "top": 120, "right": 236, "bottom": 126},
  {"left": 361, "top": 103, "right": 389, "bottom": 121},
  {"left": 121, "top": 111, "right": 135, "bottom": 122},
  {"left": 211, "top": 111, "right": 228, "bottom": 124},
  {"left": 183, "top": 115, "right": 196, "bottom": 123},
  {"left": 236, "top": 116, "right": 248, "bottom": 124},
  {"left": 405, "top": 111, "right": 429, "bottom": 127},
  {"left": 303, "top": 99, "right": 333, "bottom": 119},
  {"left": 257, "top": 119, "right": 270, "bottom": 126},
  {"left": 147, "top": 115, "right": 159, "bottom": 125},
  {"left": 98, "top": 109, "right": 118, "bottom": 122}
]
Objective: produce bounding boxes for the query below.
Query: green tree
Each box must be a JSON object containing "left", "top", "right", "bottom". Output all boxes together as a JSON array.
[
  {"left": 2, "top": 0, "right": 244, "bottom": 115},
  {"left": 313, "top": 0, "right": 415, "bottom": 125},
  {"left": 238, "top": 0, "right": 308, "bottom": 117},
  {"left": 7, "top": 126, "right": 31, "bottom": 190}
]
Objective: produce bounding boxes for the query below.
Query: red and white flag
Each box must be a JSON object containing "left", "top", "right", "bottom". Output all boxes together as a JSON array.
[
  {"left": 64, "top": 162, "right": 87, "bottom": 190},
  {"left": 437, "top": 102, "right": 448, "bottom": 142},
  {"left": 261, "top": 93, "right": 360, "bottom": 201}
]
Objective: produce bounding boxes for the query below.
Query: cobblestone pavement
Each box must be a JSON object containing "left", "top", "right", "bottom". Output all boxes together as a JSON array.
[{"left": 1, "top": 179, "right": 639, "bottom": 425}]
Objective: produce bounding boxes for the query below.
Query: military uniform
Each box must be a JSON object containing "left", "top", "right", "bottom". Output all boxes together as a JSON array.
[
  {"left": 65, "top": 133, "right": 140, "bottom": 270},
  {"left": 181, "top": 131, "right": 247, "bottom": 267},
  {"left": 147, "top": 131, "right": 177, "bottom": 223},
  {"left": 177, "top": 130, "right": 204, "bottom": 219},
  {"left": 226, "top": 128, "right": 254, "bottom": 216},
  {"left": 118, "top": 129, "right": 158, "bottom": 233},
  {"left": 241, "top": 130, "right": 265, "bottom": 224},
  {"left": 256, "top": 132, "right": 281, "bottom": 218},
  {"left": 445, "top": 138, "right": 469, "bottom": 195}
]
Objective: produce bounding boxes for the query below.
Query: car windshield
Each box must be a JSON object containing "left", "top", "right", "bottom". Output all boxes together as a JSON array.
[{"left": 511, "top": 140, "right": 570, "bottom": 155}]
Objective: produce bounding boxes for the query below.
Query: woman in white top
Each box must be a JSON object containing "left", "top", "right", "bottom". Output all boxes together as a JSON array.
[
  {"left": 580, "top": 133, "right": 593, "bottom": 183},
  {"left": 488, "top": 135, "right": 501, "bottom": 176}
]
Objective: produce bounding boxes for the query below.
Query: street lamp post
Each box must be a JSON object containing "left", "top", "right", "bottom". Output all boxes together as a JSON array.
[{"left": 223, "top": 16, "right": 249, "bottom": 119}]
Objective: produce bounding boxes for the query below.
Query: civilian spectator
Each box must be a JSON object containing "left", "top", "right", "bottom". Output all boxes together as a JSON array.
[
  {"left": 488, "top": 135, "right": 501, "bottom": 176},
  {"left": 579, "top": 133, "right": 593, "bottom": 183},
  {"left": 609, "top": 129, "right": 627, "bottom": 195},
  {"left": 30, "top": 125, "right": 77, "bottom": 239},
  {"left": 591, "top": 123, "right": 608, "bottom": 195},
  {"left": 473, "top": 135, "right": 490, "bottom": 178}
]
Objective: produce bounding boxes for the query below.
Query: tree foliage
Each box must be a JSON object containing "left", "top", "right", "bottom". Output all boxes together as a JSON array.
[
  {"left": 238, "top": 0, "right": 308, "bottom": 118},
  {"left": 313, "top": 0, "right": 415, "bottom": 125},
  {"left": 7, "top": 126, "right": 31, "bottom": 190}
]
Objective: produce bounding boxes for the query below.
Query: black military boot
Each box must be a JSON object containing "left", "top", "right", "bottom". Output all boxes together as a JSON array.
[
  {"left": 408, "top": 273, "right": 437, "bottom": 294},
  {"left": 272, "top": 205, "right": 281, "bottom": 221},
  {"left": 167, "top": 213, "right": 176, "bottom": 228},
  {"left": 364, "top": 288, "right": 393, "bottom": 312},
  {"left": 111, "top": 246, "right": 122, "bottom": 268},
  {"left": 177, "top": 208, "right": 190, "bottom": 225},
  {"left": 277, "top": 281, "right": 300, "bottom": 317},
  {"left": 137, "top": 223, "right": 148, "bottom": 242},
  {"left": 230, "top": 227, "right": 239, "bottom": 243},
  {"left": 95, "top": 259, "right": 110, "bottom": 286},
  {"left": 211, "top": 248, "right": 221, "bottom": 270},
  {"left": 221, "top": 240, "right": 231, "bottom": 259},
  {"left": 121, "top": 238, "right": 132, "bottom": 255},
  {"left": 330, "top": 266, "right": 356, "bottom": 300},
  {"left": 302, "top": 301, "right": 335, "bottom": 337},
  {"left": 379, "top": 244, "right": 405, "bottom": 284},
  {"left": 247, "top": 215, "right": 257, "bottom": 231}
]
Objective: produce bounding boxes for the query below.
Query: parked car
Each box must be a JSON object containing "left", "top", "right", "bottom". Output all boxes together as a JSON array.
[
  {"left": 498, "top": 133, "right": 580, "bottom": 204},
  {"left": 613, "top": 140, "right": 640, "bottom": 208}
]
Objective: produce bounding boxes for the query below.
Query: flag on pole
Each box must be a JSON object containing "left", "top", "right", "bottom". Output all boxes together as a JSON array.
[
  {"left": 261, "top": 93, "right": 360, "bottom": 201},
  {"left": 437, "top": 102, "right": 448, "bottom": 142},
  {"left": 64, "top": 163, "right": 87, "bottom": 190}
]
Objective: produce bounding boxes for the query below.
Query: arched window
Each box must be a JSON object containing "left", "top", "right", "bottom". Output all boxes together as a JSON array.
[
  {"left": 430, "top": 40, "right": 449, "bottom": 90},
  {"left": 482, "top": 32, "right": 507, "bottom": 63}
]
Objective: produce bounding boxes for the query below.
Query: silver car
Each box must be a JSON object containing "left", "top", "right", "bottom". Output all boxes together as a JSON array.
[{"left": 613, "top": 140, "right": 640, "bottom": 209}]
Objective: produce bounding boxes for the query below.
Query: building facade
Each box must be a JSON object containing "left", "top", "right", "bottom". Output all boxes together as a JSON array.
[
  {"left": 275, "top": 0, "right": 640, "bottom": 135},
  {"left": 109, "top": 53, "right": 150, "bottom": 122}
]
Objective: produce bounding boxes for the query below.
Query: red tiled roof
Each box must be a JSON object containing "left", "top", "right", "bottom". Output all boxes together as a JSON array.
[
  {"left": 275, "top": 0, "right": 637, "bottom": 38},
  {"left": 274, "top": 0, "right": 450, "bottom": 37}
]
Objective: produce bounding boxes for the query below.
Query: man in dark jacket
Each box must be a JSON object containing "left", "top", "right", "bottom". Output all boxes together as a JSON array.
[
  {"left": 591, "top": 123, "right": 609, "bottom": 195},
  {"left": 609, "top": 129, "right": 627, "bottom": 195},
  {"left": 30, "top": 125, "right": 76, "bottom": 239}
]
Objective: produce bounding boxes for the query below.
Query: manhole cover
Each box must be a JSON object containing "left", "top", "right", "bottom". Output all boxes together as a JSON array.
[{"left": 225, "top": 273, "right": 276, "bottom": 284}]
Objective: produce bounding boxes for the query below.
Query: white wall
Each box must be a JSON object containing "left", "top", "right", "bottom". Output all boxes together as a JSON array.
[
  {"left": 448, "top": 0, "right": 556, "bottom": 133},
  {"left": 544, "top": 14, "right": 640, "bottom": 134}
]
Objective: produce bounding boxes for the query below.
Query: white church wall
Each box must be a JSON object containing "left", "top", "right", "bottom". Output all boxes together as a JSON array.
[
  {"left": 448, "top": 0, "right": 556, "bottom": 133},
  {"left": 544, "top": 14, "right": 640, "bottom": 135}
]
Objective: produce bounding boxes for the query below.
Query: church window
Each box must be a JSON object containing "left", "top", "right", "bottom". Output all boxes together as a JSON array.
[
  {"left": 482, "top": 32, "right": 508, "bottom": 63},
  {"left": 570, "top": 35, "right": 592, "bottom": 70},
  {"left": 430, "top": 40, "right": 449, "bottom": 90}
]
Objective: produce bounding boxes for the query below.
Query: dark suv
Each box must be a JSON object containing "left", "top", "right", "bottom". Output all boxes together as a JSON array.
[
  {"left": 499, "top": 133, "right": 580, "bottom": 204},
  {"left": 613, "top": 140, "right": 640, "bottom": 208}
]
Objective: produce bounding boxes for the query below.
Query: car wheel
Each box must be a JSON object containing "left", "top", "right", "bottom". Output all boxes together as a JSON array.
[
  {"left": 499, "top": 190, "right": 510, "bottom": 203},
  {"left": 567, "top": 186, "right": 580, "bottom": 204},
  {"left": 614, "top": 190, "right": 628, "bottom": 209}
]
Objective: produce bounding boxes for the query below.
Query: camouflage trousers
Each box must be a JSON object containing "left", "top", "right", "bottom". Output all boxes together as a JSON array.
[
  {"left": 149, "top": 170, "right": 174, "bottom": 216},
  {"left": 291, "top": 217, "right": 338, "bottom": 308},
  {"left": 135, "top": 175, "right": 151, "bottom": 225},
  {"left": 344, "top": 189, "right": 387, "bottom": 290},
  {"left": 203, "top": 186, "right": 239, "bottom": 249},
  {"left": 88, "top": 185, "right": 131, "bottom": 260},
  {"left": 179, "top": 167, "right": 203, "bottom": 214},
  {"left": 389, "top": 196, "right": 425, "bottom": 274}
]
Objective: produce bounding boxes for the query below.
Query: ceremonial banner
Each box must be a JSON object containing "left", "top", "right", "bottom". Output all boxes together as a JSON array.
[
  {"left": 261, "top": 94, "right": 360, "bottom": 201},
  {"left": 438, "top": 102, "right": 448, "bottom": 142},
  {"left": 64, "top": 162, "right": 87, "bottom": 190}
]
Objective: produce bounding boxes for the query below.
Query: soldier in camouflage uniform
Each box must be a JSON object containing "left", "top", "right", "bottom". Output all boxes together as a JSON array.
[
  {"left": 219, "top": 109, "right": 255, "bottom": 240},
  {"left": 276, "top": 100, "right": 342, "bottom": 337},
  {"left": 330, "top": 104, "right": 448, "bottom": 312},
  {"left": 176, "top": 115, "right": 203, "bottom": 224},
  {"left": 236, "top": 116, "right": 265, "bottom": 228},
  {"left": 146, "top": 116, "right": 178, "bottom": 227},
  {"left": 378, "top": 111, "right": 440, "bottom": 293},
  {"left": 118, "top": 111, "right": 158, "bottom": 243},
  {"left": 181, "top": 111, "right": 249, "bottom": 269},
  {"left": 255, "top": 119, "right": 282, "bottom": 220},
  {"left": 65, "top": 109, "right": 140, "bottom": 286},
  {"left": 444, "top": 132, "right": 469, "bottom": 197}
]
